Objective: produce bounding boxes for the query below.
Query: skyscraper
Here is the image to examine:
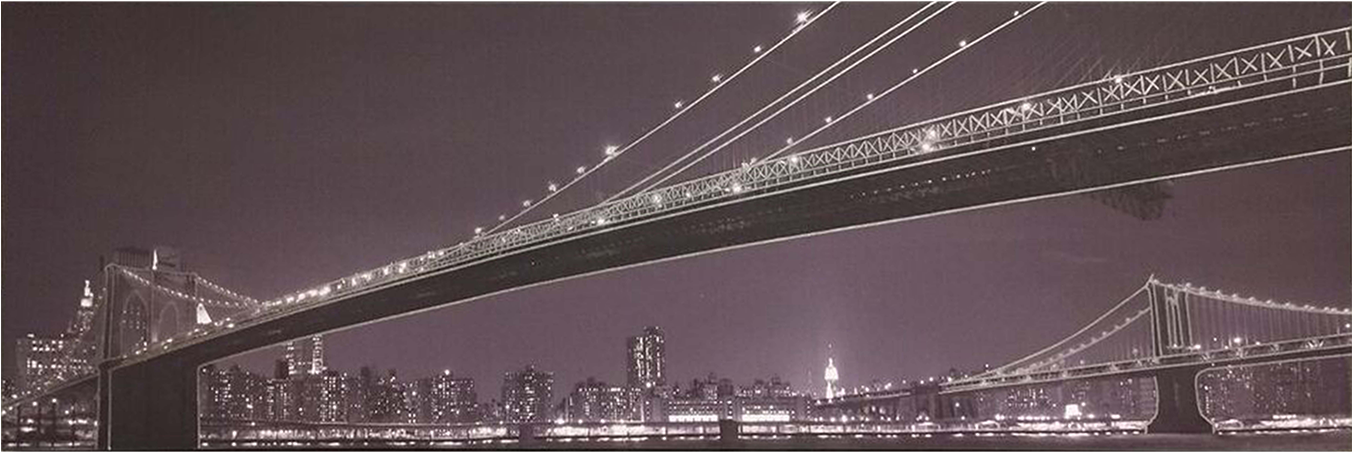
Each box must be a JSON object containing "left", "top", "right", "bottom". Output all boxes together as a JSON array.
[
  {"left": 15, "top": 333, "right": 78, "bottom": 395},
  {"left": 423, "top": 371, "right": 478, "bottom": 424},
  {"left": 824, "top": 355, "right": 839, "bottom": 399},
  {"left": 626, "top": 326, "right": 666, "bottom": 389},
  {"left": 283, "top": 335, "right": 326, "bottom": 377},
  {"left": 68, "top": 280, "right": 97, "bottom": 337},
  {"left": 502, "top": 365, "right": 554, "bottom": 423},
  {"left": 199, "top": 364, "right": 270, "bottom": 421}
]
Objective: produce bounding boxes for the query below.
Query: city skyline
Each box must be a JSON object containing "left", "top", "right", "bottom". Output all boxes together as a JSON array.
[{"left": 4, "top": 3, "right": 1352, "bottom": 448}]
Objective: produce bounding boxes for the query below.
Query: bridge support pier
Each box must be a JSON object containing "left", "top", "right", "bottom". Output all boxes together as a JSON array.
[
  {"left": 97, "top": 358, "right": 200, "bottom": 450},
  {"left": 718, "top": 419, "right": 740, "bottom": 444},
  {"left": 1148, "top": 366, "right": 1212, "bottom": 434},
  {"left": 517, "top": 423, "right": 537, "bottom": 445}
]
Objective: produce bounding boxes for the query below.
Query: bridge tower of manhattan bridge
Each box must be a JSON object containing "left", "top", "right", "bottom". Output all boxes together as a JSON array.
[{"left": 1145, "top": 280, "right": 1211, "bottom": 433}]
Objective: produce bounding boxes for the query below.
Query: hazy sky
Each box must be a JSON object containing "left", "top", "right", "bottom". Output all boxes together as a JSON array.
[{"left": 4, "top": 2, "right": 1349, "bottom": 398}]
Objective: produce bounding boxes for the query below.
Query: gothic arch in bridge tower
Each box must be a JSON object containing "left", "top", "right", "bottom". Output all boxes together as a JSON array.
[
  {"left": 153, "top": 301, "right": 183, "bottom": 344},
  {"left": 118, "top": 292, "right": 149, "bottom": 354}
]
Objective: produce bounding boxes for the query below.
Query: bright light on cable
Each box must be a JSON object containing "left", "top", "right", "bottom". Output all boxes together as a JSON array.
[{"left": 796, "top": 11, "right": 812, "bottom": 24}]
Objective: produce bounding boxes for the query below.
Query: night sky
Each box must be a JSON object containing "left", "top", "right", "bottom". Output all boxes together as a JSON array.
[{"left": 4, "top": 2, "right": 1349, "bottom": 398}]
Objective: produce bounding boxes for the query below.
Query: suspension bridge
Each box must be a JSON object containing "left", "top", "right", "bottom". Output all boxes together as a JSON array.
[
  {"left": 3, "top": 4, "right": 1350, "bottom": 449},
  {"left": 814, "top": 276, "right": 1352, "bottom": 433}
]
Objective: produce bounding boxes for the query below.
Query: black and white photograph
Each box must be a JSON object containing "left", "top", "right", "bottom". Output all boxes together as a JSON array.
[{"left": 3, "top": 1, "right": 1350, "bottom": 450}]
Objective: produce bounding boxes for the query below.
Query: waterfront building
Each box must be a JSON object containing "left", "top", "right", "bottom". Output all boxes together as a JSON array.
[
  {"left": 502, "top": 365, "right": 554, "bottom": 423},
  {"left": 626, "top": 326, "right": 666, "bottom": 389}
]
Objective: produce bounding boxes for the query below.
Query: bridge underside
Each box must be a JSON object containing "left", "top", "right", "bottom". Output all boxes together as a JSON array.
[{"left": 99, "top": 80, "right": 1349, "bottom": 448}]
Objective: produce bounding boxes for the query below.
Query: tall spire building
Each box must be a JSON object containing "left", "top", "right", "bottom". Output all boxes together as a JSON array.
[{"left": 824, "top": 346, "right": 839, "bottom": 399}]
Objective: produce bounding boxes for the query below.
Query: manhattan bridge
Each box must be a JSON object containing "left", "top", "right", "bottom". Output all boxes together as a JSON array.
[{"left": 4, "top": 3, "right": 1351, "bottom": 449}]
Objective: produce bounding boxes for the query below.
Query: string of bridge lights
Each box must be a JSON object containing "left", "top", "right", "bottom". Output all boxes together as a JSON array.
[
  {"left": 1012, "top": 280, "right": 1352, "bottom": 374},
  {"left": 761, "top": 2, "right": 1048, "bottom": 163},
  {"left": 1165, "top": 281, "right": 1352, "bottom": 316},
  {"left": 631, "top": 2, "right": 1045, "bottom": 196},
  {"left": 482, "top": 3, "right": 842, "bottom": 237},
  {"left": 116, "top": 267, "right": 252, "bottom": 310},
  {"left": 193, "top": 274, "right": 261, "bottom": 305},
  {"left": 1023, "top": 308, "right": 1151, "bottom": 373},
  {"left": 607, "top": 1, "right": 951, "bottom": 202},
  {"left": 984, "top": 277, "right": 1153, "bottom": 377},
  {"left": 251, "top": 7, "right": 848, "bottom": 316}
]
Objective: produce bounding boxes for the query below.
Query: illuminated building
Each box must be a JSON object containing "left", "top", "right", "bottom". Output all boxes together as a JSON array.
[
  {"left": 824, "top": 356, "right": 840, "bottom": 399},
  {"left": 259, "top": 335, "right": 351, "bottom": 423},
  {"left": 656, "top": 375, "right": 809, "bottom": 422},
  {"left": 626, "top": 326, "right": 666, "bottom": 389},
  {"left": 1200, "top": 359, "right": 1352, "bottom": 421},
  {"left": 69, "top": 280, "right": 97, "bottom": 337},
  {"left": 2, "top": 378, "right": 15, "bottom": 401},
  {"left": 359, "top": 367, "right": 410, "bottom": 423},
  {"left": 199, "top": 364, "right": 270, "bottom": 421},
  {"left": 283, "top": 335, "right": 326, "bottom": 377},
  {"left": 15, "top": 333, "right": 80, "bottom": 395},
  {"left": 560, "top": 377, "right": 642, "bottom": 423},
  {"left": 662, "top": 398, "right": 735, "bottom": 422},
  {"left": 11, "top": 281, "right": 100, "bottom": 395},
  {"left": 292, "top": 370, "right": 350, "bottom": 422},
  {"left": 421, "top": 371, "right": 478, "bottom": 424},
  {"left": 502, "top": 365, "right": 554, "bottom": 423}
]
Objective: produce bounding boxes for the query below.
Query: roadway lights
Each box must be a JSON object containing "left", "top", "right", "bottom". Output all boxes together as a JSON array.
[
  {"left": 1114, "top": 76, "right": 1124, "bottom": 84},
  {"left": 1020, "top": 102, "right": 1033, "bottom": 111},
  {"left": 1232, "top": 337, "right": 1243, "bottom": 345},
  {"left": 789, "top": 155, "right": 801, "bottom": 164}
]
